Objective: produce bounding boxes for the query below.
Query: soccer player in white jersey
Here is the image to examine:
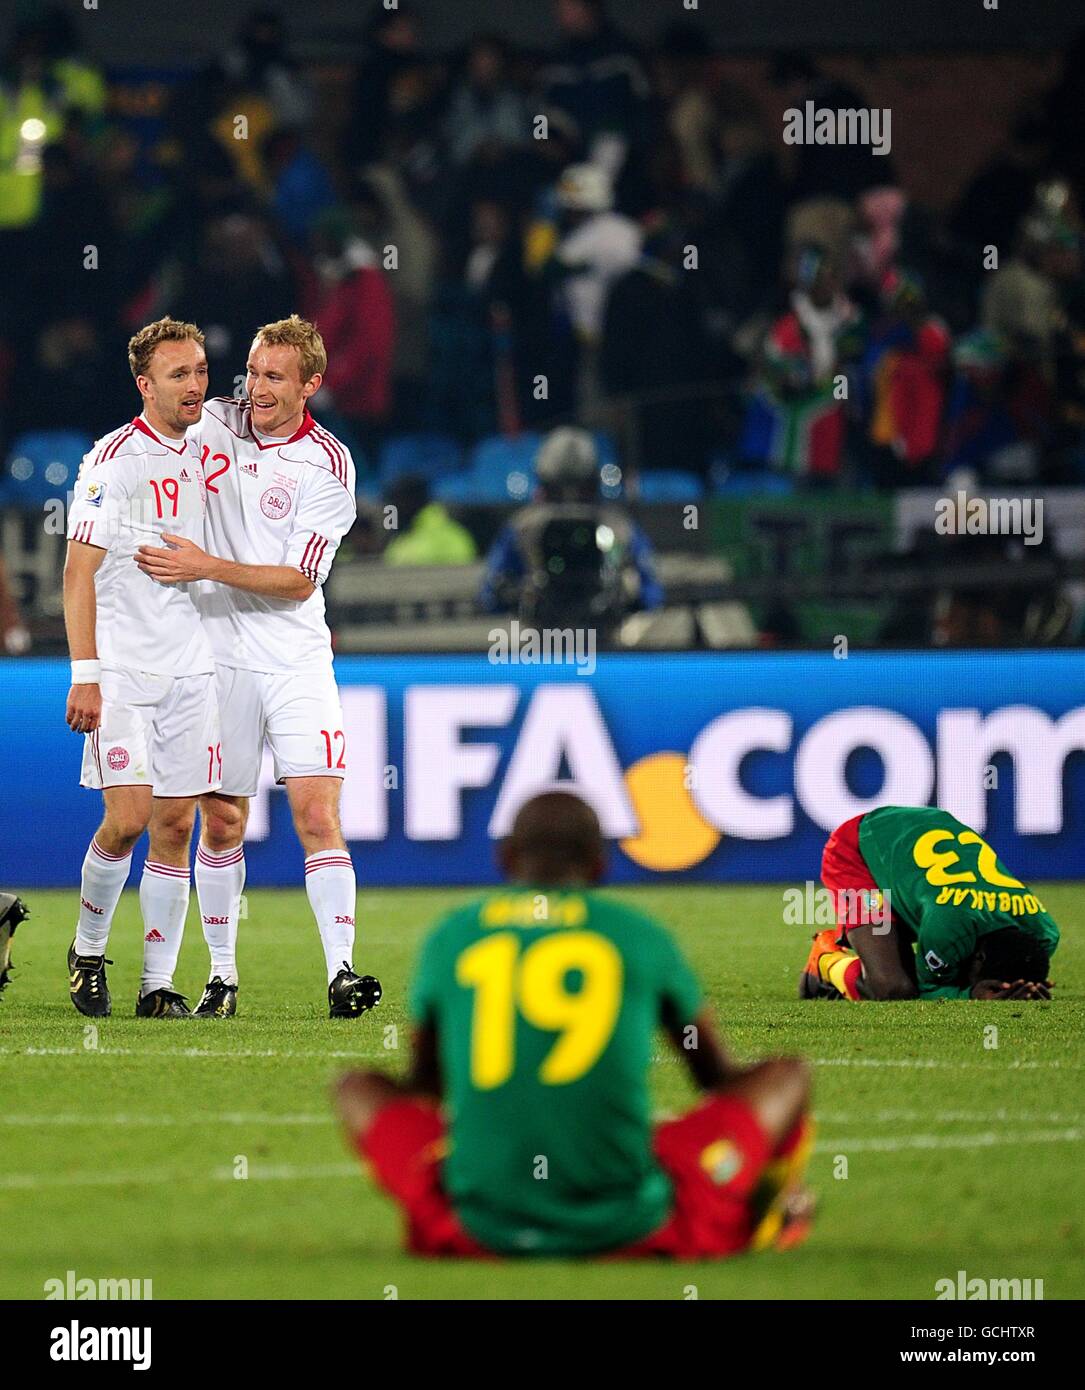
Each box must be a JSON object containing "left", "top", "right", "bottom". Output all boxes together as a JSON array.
[
  {"left": 135, "top": 315, "right": 381, "bottom": 1020},
  {"left": 63, "top": 317, "right": 220, "bottom": 1019}
]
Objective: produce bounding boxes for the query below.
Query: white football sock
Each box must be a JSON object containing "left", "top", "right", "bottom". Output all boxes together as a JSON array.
[
  {"left": 75, "top": 838, "right": 133, "bottom": 957},
  {"left": 194, "top": 842, "right": 245, "bottom": 986},
  {"left": 304, "top": 850, "right": 356, "bottom": 983},
  {"left": 139, "top": 860, "right": 190, "bottom": 995}
]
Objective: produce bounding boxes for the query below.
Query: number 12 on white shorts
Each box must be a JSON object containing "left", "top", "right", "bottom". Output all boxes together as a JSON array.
[{"left": 213, "top": 665, "right": 347, "bottom": 797}]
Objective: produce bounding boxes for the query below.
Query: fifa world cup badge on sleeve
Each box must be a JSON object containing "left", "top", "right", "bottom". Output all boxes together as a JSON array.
[{"left": 85, "top": 481, "right": 106, "bottom": 508}]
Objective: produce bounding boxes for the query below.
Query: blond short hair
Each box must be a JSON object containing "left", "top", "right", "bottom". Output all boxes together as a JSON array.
[
  {"left": 253, "top": 314, "right": 327, "bottom": 383},
  {"left": 127, "top": 316, "right": 205, "bottom": 380}
]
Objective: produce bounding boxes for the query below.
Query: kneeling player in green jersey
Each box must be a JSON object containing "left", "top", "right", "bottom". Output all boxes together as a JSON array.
[
  {"left": 800, "top": 805, "right": 1059, "bottom": 1001},
  {"left": 335, "top": 792, "right": 815, "bottom": 1258}
]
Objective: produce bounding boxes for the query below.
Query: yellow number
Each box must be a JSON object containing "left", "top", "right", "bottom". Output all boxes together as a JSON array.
[
  {"left": 519, "top": 933, "right": 623, "bottom": 1085},
  {"left": 455, "top": 932, "right": 623, "bottom": 1090},
  {"left": 912, "top": 829, "right": 976, "bottom": 885},
  {"left": 913, "top": 828, "right": 1026, "bottom": 891},
  {"left": 957, "top": 832, "right": 1025, "bottom": 889},
  {"left": 455, "top": 934, "right": 519, "bottom": 1090}
]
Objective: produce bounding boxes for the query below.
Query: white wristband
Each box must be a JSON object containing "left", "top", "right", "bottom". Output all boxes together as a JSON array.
[{"left": 71, "top": 659, "right": 102, "bottom": 685}]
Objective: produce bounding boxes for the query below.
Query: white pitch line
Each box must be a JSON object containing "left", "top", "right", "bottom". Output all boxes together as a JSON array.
[
  {"left": 3, "top": 1128, "right": 1083, "bottom": 1192},
  {"left": 1, "top": 1113, "right": 333, "bottom": 1127},
  {"left": 0, "top": 1162, "right": 359, "bottom": 1192},
  {"left": 816, "top": 1110, "right": 1083, "bottom": 1126},
  {"left": 0, "top": 1047, "right": 383, "bottom": 1060},
  {"left": 811, "top": 1057, "right": 1085, "bottom": 1071},
  {"left": 3, "top": 1048, "right": 1081, "bottom": 1070},
  {"left": 815, "top": 1128, "right": 1082, "bottom": 1154},
  {"left": 4, "top": 1108, "right": 1081, "bottom": 1130}
]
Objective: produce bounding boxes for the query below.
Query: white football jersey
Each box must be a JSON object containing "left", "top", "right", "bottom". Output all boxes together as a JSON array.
[
  {"left": 192, "top": 398, "right": 356, "bottom": 673},
  {"left": 66, "top": 415, "right": 214, "bottom": 677}
]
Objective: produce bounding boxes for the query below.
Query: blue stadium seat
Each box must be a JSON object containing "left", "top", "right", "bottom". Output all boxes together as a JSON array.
[
  {"left": 435, "top": 467, "right": 533, "bottom": 505},
  {"left": 459, "top": 433, "right": 541, "bottom": 502},
  {"left": 470, "top": 432, "right": 540, "bottom": 474},
  {"left": 379, "top": 433, "right": 464, "bottom": 485},
  {"left": 432, "top": 473, "right": 482, "bottom": 505},
  {"left": 710, "top": 468, "right": 795, "bottom": 497},
  {"left": 636, "top": 469, "right": 705, "bottom": 502},
  {"left": 4, "top": 430, "right": 92, "bottom": 505}
]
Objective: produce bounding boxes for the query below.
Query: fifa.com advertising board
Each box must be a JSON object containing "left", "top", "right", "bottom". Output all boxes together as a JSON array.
[{"left": 2, "top": 650, "right": 1084, "bottom": 886}]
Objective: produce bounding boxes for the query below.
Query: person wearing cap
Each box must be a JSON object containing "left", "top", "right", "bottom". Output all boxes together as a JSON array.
[
  {"left": 477, "top": 426, "right": 663, "bottom": 620},
  {"left": 530, "top": 163, "right": 642, "bottom": 422},
  {"left": 549, "top": 162, "right": 643, "bottom": 344}
]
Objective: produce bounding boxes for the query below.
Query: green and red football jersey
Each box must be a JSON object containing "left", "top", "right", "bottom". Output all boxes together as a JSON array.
[
  {"left": 410, "top": 888, "right": 702, "bottom": 1255},
  {"left": 858, "top": 806, "right": 1060, "bottom": 998}
]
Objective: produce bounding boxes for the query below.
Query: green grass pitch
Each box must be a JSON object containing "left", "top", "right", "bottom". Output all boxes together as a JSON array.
[{"left": 1, "top": 885, "right": 1082, "bottom": 1301}]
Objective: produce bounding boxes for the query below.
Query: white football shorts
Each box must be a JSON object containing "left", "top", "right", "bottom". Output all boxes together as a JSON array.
[
  {"left": 81, "top": 667, "right": 222, "bottom": 798},
  {"left": 213, "top": 664, "right": 347, "bottom": 797}
]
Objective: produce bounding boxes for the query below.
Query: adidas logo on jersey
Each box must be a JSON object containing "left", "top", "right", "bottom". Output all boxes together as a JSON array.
[
  {"left": 144, "top": 929, "right": 165, "bottom": 944},
  {"left": 241, "top": 460, "right": 258, "bottom": 477},
  {"left": 180, "top": 468, "right": 190, "bottom": 481}
]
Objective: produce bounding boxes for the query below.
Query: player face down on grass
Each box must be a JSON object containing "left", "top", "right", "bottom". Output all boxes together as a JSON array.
[
  {"left": 802, "top": 806, "right": 1058, "bottom": 1001},
  {"left": 334, "top": 791, "right": 816, "bottom": 1259}
]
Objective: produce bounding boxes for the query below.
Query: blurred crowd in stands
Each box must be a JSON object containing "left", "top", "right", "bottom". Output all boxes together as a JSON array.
[{"left": 2, "top": 0, "right": 1085, "bottom": 498}]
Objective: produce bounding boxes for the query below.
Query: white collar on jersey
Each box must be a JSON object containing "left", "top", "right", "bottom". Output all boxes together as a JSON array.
[{"left": 135, "top": 414, "right": 188, "bottom": 454}]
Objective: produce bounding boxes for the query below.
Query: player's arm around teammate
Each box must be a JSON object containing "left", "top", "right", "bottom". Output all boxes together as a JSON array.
[
  {"left": 132, "top": 538, "right": 349, "bottom": 987},
  {"left": 136, "top": 316, "right": 379, "bottom": 1020},
  {"left": 132, "top": 530, "right": 315, "bottom": 600}
]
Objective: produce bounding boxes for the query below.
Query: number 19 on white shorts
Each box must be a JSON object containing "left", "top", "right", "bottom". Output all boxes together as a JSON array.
[{"left": 81, "top": 668, "right": 222, "bottom": 798}]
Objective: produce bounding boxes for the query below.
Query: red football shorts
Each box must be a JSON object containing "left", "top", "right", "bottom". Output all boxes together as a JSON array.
[
  {"left": 358, "top": 1099, "right": 488, "bottom": 1257},
  {"left": 358, "top": 1093, "right": 773, "bottom": 1259},
  {"left": 820, "top": 813, "right": 899, "bottom": 937}
]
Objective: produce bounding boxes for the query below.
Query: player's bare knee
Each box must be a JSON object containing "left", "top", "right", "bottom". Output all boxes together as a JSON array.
[
  {"left": 200, "top": 797, "right": 246, "bottom": 852},
  {"left": 334, "top": 1071, "right": 390, "bottom": 1135},
  {"left": 202, "top": 819, "right": 241, "bottom": 853},
  {"left": 150, "top": 805, "right": 195, "bottom": 857},
  {"left": 780, "top": 1056, "right": 812, "bottom": 1106},
  {"left": 101, "top": 812, "right": 147, "bottom": 850},
  {"left": 294, "top": 801, "right": 340, "bottom": 845},
  {"left": 763, "top": 1055, "right": 811, "bottom": 1101}
]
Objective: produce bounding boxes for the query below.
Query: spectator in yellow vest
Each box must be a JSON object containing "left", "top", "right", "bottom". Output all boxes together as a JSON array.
[{"left": 383, "top": 475, "right": 477, "bottom": 567}]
